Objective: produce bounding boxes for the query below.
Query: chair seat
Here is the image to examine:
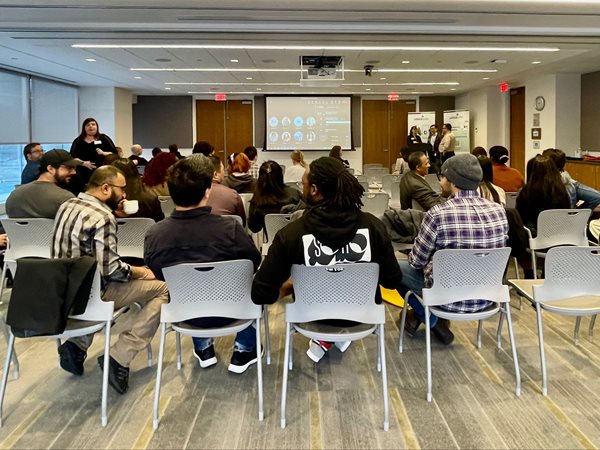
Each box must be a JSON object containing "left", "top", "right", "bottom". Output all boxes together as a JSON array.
[
  {"left": 540, "top": 296, "right": 600, "bottom": 315},
  {"left": 507, "top": 279, "right": 542, "bottom": 302},
  {"left": 171, "top": 319, "right": 254, "bottom": 338},
  {"left": 293, "top": 321, "right": 377, "bottom": 342},
  {"left": 430, "top": 304, "right": 501, "bottom": 321},
  {"left": 56, "top": 319, "right": 108, "bottom": 339}
]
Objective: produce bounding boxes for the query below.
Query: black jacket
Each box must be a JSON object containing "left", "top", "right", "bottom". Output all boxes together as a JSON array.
[
  {"left": 7, "top": 256, "right": 97, "bottom": 337},
  {"left": 248, "top": 186, "right": 301, "bottom": 233},
  {"left": 251, "top": 204, "right": 402, "bottom": 305}
]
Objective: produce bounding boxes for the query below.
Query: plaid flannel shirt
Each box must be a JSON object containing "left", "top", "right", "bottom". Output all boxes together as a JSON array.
[
  {"left": 408, "top": 190, "right": 508, "bottom": 313},
  {"left": 249, "top": 161, "right": 260, "bottom": 179}
]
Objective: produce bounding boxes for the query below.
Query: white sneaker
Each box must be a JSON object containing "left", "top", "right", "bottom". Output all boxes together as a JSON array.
[
  {"left": 334, "top": 341, "right": 351, "bottom": 353},
  {"left": 306, "top": 340, "right": 329, "bottom": 363}
]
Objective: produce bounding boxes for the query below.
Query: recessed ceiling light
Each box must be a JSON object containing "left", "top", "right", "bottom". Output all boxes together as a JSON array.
[
  {"left": 482, "top": 77, "right": 490, "bottom": 80},
  {"left": 256, "top": 88, "right": 262, "bottom": 91},
  {"left": 246, "top": 77, "right": 253, "bottom": 80},
  {"left": 85, "top": 58, "right": 96, "bottom": 62},
  {"left": 230, "top": 59, "right": 239, "bottom": 63},
  {"left": 134, "top": 76, "right": 142, "bottom": 79},
  {"left": 401, "top": 60, "right": 410, "bottom": 64},
  {"left": 532, "top": 61, "right": 542, "bottom": 64},
  {"left": 380, "top": 77, "right": 387, "bottom": 80},
  {"left": 366, "top": 88, "right": 371, "bottom": 91},
  {"left": 165, "top": 87, "right": 171, "bottom": 90},
  {"left": 450, "top": 88, "right": 457, "bottom": 91},
  {"left": 491, "top": 59, "right": 508, "bottom": 64}
]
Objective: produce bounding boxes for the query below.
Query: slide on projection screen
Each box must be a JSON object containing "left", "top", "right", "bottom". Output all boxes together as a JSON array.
[{"left": 265, "top": 96, "right": 352, "bottom": 151}]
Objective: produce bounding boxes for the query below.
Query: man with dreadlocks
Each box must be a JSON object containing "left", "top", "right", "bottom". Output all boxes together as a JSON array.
[{"left": 251, "top": 156, "right": 402, "bottom": 363}]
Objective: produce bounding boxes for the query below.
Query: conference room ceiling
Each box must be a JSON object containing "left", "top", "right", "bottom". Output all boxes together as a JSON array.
[{"left": 2, "top": 0, "right": 600, "bottom": 97}]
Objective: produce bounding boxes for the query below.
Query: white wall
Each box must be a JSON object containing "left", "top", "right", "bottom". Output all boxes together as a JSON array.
[
  {"left": 554, "top": 73, "right": 581, "bottom": 155},
  {"left": 114, "top": 88, "right": 133, "bottom": 152}
]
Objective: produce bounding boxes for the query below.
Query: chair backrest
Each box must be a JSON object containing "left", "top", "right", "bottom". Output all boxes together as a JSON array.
[
  {"left": 69, "top": 271, "right": 114, "bottom": 321},
  {"left": 158, "top": 196, "right": 175, "bottom": 218},
  {"left": 362, "top": 192, "right": 390, "bottom": 216},
  {"left": 161, "top": 260, "right": 261, "bottom": 323},
  {"left": 280, "top": 164, "right": 286, "bottom": 175},
  {"left": 285, "top": 181, "right": 301, "bottom": 192},
  {"left": 531, "top": 209, "right": 591, "bottom": 250},
  {"left": 287, "top": 263, "right": 384, "bottom": 324},
  {"left": 116, "top": 218, "right": 156, "bottom": 259},
  {"left": 424, "top": 174, "right": 441, "bottom": 192},
  {"left": 239, "top": 193, "right": 253, "bottom": 221},
  {"left": 223, "top": 214, "right": 243, "bottom": 226},
  {"left": 347, "top": 168, "right": 355, "bottom": 175},
  {"left": 533, "top": 246, "right": 600, "bottom": 303},
  {"left": 422, "top": 248, "right": 511, "bottom": 307},
  {"left": 264, "top": 213, "right": 293, "bottom": 243},
  {"left": 381, "top": 174, "right": 401, "bottom": 194},
  {"left": 390, "top": 181, "right": 401, "bottom": 205},
  {"left": 411, "top": 199, "right": 424, "bottom": 211},
  {"left": 505, "top": 192, "right": 518, "bottom": 209},
  {"left": 1, "top": 218, "right": 55, "bottom": 261},
  {"left": 364, "top": 167, "right": 388, "bottom": 183},
  {"left": 363, "top": 163, "right": 383, "bottom": 171},
  {"left": 356, "top": 175, "right": 368, "bottom": 182},
  {"left": 359, "top": 181, "right": 370, "bottom": 192}
]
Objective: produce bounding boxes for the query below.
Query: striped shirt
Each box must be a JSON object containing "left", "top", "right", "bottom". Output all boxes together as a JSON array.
[
  {"left": 52, "top": 193, "right": 131, "bottom": 283},
  {"left": 408, "top": 190, "right": 508, "bottom": 313}
]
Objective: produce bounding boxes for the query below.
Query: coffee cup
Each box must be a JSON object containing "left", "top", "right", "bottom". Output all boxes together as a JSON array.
[{"left": 123, "top": 200, "right": 139, "bottom": 215}]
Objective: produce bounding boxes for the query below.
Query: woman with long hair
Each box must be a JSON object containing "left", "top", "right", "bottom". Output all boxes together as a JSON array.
[
  {"left": 143, "top": 152, "right": 178, "bottom": 196},
  {"left": 248, "top": 160, "right": 301, "bottom": 233},
  {"left": 111, "top": 158, "right": 164, "bottom": 222},
  {"left": 477, "top": 156, "right": 506, "bottom": 206},
  {"left": 516, "top": 155, "right": 571, "bottom": 229},
  {"left": 284, "top": 150, "right": 308, "bottom": 183},
  {"left": 329, "top": 145, "right": 350, "bottom": 169},
  {"left": 223, "top": 153, "right": 256, "bottom": 193},
  {"left": 407, "top": 126, "right": 422, "bottom": 145}
]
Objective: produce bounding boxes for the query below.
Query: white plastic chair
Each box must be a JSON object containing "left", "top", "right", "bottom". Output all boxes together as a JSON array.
[
  {"left": 362, "top": 192, "right": 390, "bottom": 217},
  {"left": 399, "top": 248, "right": 520, "bottom": 402},
  {"left": 364, "top": 167, "right": 388, "bottom": 184},
  {"left": 411, "top": 199, "right": 425, "bottom": 211},
  {"left": 363, "top": 163, "right": 383, "bottom": 171},
  {"left": 355, "top": 175, "right": 368, "bottom": 182},
  {"left": 281, "top": 263, "right": 389, "bottom": 431},
  {"left": 239, "top": 193, "right": 253, "bottom": 223},
  {"left": 509, "top": 246, "right": 600, "bottom": 396},
  {"left": 153, "top": 260, "right": 265, "bottom": 429},
  {"left": 157, "top": 196, "right": 175, "bottom": 218},
  {"left": 116, "top": 218, "right": 156, "bottom": 259},
  {"left": 262, "top": 214, "right": 293, "bottom": 256},
  {"left": 223, "top": 214, "right": 244, "bottom": 227},
  {"left": 359, "top": 181, "right": 369, "bottom": 192},
  {"left": 505, "top": 192, "right": 518, "bottom": 209},
  {"left": 381, "top": 174, "right": 401, "bottom": 195},
  {"left": 0, "top": 269, "right": 115, "bottom": 427},
  {"left": 424, "top": 173, "right": 441, "bottom": 193}
]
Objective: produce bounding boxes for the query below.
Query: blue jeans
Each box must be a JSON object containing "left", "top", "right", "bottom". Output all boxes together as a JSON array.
[
  {"left": 398, "top": 260, "right": 438, "bottom": 327},
  {"left": 187, "top": 317, "right": 256, "bottom": 353}
]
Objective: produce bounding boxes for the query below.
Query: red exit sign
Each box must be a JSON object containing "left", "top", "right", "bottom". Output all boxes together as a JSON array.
[
  {"left": 387, "top": 93, "right": 399, "bottom": 101},
  {"left": 499, "top": 82, "right": 509, "bottom": 93},
  {"left": 214, "top": 93, "right": 227, "bottom": 101}
]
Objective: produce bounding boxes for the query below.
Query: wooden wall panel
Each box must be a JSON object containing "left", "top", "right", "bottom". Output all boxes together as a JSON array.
[
  {"left": 362, "top": 100, "right": 390, "bottom": 167},
  {"left": 509, "top": 87, "right": 526, "bottom": 176},
  {"left": 225, "top": 100, "right": 253, "bottom": 158},
  {"left": 196, "top": 100, "right": 225, "bottom": 158}
]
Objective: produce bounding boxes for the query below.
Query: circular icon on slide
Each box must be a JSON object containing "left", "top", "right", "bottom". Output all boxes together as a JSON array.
[
  {"left": 294, "top": 131, "right": 303, "bottom": 142},
  {"left": 282, "top": 131, "right": 291, "bottom": 143},
  {"left": 281, "top": 116, "right": 291, "bottom": 127},
  {"left": 269, "top": 116, "right": 279, "bottom": 127},
  {"left": 294, "top": 116, "right": 304, "bottom": 127},
  {"left": 306, "top": 131, "right": 316, "bottom": 143},
  {"left": 306, "top": 116, "right": 316, "bottom": 126},
  {"left": 269, "top": 131, "right": 279, "bottom": 142}
]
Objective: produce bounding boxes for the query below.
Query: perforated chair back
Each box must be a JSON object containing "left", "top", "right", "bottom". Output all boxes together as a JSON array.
[
  {"left": 116, "top": 218, "right": 156, "bottom": 259},
  {"left": 347, "top": 168, "right": 355, "bottom": 175},
  {"left": 223, "top": 214, "right": 243, "bottom": 226},
  {"left": 390, "top": 181, "right": 401, "bottom": 206},
  {"left": 287, "top": 263, "right": 383, "bottom": 324},
  {"left": 381, "top": 174, "right": 401, "bottom": 194},
  {"left": 424, "top": 174, "right": 441, "bottom": 192},
  {"left": 531, "top": 209, "right": 591, "bottom": 250},
  {"left": 363, "top": 163, "right": 383, "bottom": 171},
  {"left": 411, "top": 199, "right": 424, "bottom": 211},
  {"left": 533, "top": 246, "right": 600, "bottom": 303},
  {"left": 69, "top": 270, "right": 114, "bottom": 322},
  {"left": 359, "top": 181, "right": 369, "bottom": 192},
  {"left": 285, "top": 181, "right": 301, "bottom": 191},
  {"left": 356, "top": 175, "right": 368, "bottom": 182},
  {"left": 364, "top": 167, "right": 388, "bottom": 183},
  {"left": 423, "top": 248, "right": 511, "bottom": 307},
  {"left": 1, "top": 218, "right": 55, "bottom": 261},
  {"left": 239, "top": 193, "right": 253, "bottom": 221},
  {"left": 158, "top": 196, "right": 174, "bottom": 218},
  {"left": 362, "top": 192, "right": 390, "bottom": 216},
  {"left": 505, "top": 192, "right": 518, "bottom": 209},
  {"left": 161, "top": 260, "right": 260, "bottom": 323},
  {"left": 264, "top": 214, "right": 293, "bottom": 243}
]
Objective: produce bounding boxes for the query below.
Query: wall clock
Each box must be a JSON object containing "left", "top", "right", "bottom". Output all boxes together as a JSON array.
[{"left": 535, "top": 96, "right": 545, "bottom": 111}]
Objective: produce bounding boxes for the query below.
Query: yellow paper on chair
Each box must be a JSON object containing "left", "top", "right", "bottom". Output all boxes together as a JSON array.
[{"left": 380, "top": 286, "right": 404, "bottom": 308}]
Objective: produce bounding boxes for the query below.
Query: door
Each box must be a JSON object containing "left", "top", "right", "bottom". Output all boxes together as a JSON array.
[
  {"left": 225, "top": 100, "right": 254, "bottom": 159},
  {"left": 509, "top": 87, "right": 526, "bottom": 176}
]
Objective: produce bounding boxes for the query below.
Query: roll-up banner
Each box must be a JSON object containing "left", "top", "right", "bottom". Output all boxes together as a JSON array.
[
  {"left": 407, "top": 111, "right": 437, "bottom": 144},
  {"left": 443, "top": 110, "right": 470, "bottom": 152}
]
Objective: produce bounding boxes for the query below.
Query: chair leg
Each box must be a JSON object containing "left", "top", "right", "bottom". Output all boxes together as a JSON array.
[
  {"left": 263, "top": 306, "right": 271, "bottom": 365},
  {"left": 176, "top": 332, "right": 182, "bottom": 370},
  {"left": 574, "top": 317, "right": 582, "bottom": 346},
  {"left": 531, "top": 252, "right": 538, "bottom": 280},
  {"left": 146, "top": 344, "right": 153, "bottom": 368},
  {"left": 0, "top": 317, "right": 19, "bottom": 379},
  {"left": 535, "top": 304, "right": 548, "bottom": 396},
  {"left": 288, "top": 333, "right": 293, "bottom": 371},
  {"left": 398, "top": 293, "right": 410, "bottom": 353},
  {"left": 476, "top": 320, "right": 483, "bottom": 349},
  {"left": 55, "top": 339, "right": 61, "bottom": 368},
  {"left": 0, "top": 332, "right": 15, "bottom": 427},
  {"left": 280, "top": 322, "right": 292, "bottom": 429},
  {"left": 0, "top": 263, "right": 8, "bottom": 304},
  {"left": 101, "top": 321, "right": 111, "bottom": 427},
  {"left": 379, "top": 324, "right": 389, "bottom": 431},
  {"left": 153, "top": 323, "right": 168, "bottom": 430},
  {"left": 504, "top": 304, "right": 521, "bottom": 397},
  {"left": 589, "top": 315, "right": 597, "bottom": 342},
  {"left": 255, "top": 318, "right": 264, "bottom": 421},
  {"left": 496, "top": 310, "right": 504, "bottom": 350},
  {"left": 425, "top": 306, "right": 433, "bottom": 402},
  {"left": 377, "top": 334, "right": 382, "bottom": 372}
]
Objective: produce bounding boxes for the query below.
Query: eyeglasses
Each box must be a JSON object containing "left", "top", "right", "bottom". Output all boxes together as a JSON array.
[{"left": 107, "top": 183, "right": 127, "bottom": 190}]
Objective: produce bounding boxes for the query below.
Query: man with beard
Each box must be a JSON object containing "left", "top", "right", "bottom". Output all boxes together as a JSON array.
[
  {"left": 251, "top": 156, "right": 402, "bottom": 363},
  {"left": 52, "top": 165, "right": 168, "bottom": 394},
  {"left": 398, "top": 153, "right": 508, "bottom": 345},
  {"left": 6, "top": 149, "right": 78, "bottom": 218}
]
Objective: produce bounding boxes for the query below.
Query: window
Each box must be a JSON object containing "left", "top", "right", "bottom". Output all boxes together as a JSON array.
[{"left": 0, "top": 144, "right": 25, "bottom": 204}]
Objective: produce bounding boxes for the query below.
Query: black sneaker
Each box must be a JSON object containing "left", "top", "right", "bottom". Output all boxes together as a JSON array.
[
  {"left": 193, "top": 345, "right": 217, "bottom": 368},
  {"left": 58, "top": 341, "right": 87, "bottom": 376},
  {"left": 401, "top": 309, "right": 422, "bottom": 338},
  {"left": 97, "top": 355, "right": 129, "bottom": 394},
  {"left": 228, "top": 348, "right": 260, "bottom": 374},
  {"left": 432, "top": 319, "right": 454, "bottom": 346}
]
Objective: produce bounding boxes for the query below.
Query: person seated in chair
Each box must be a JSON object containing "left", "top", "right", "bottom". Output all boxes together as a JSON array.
[
  {"left": 398, "top": 153, "right": 509, "bottom": 345},
  {"left": 251, "top": 157, "right": 403, "bottom": 363},
  {"left": 144, "top": 155, "right": 262, "bottom": 374},
  {"left": 399, "top": 151, "right": 445, "bottom": 211}
]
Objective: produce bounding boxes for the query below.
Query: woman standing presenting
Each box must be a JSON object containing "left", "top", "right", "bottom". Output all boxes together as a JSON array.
[
  {"left": 70, "top": 117, "right": 117, "bottom": 186},
  {"left": 407, "top": 126, "right": 422, "bottom": 146}
]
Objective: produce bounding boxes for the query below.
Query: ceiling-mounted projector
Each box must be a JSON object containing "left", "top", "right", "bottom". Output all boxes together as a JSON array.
[{"left": 300, "top": 55, "right": 344, "bottom": 86}]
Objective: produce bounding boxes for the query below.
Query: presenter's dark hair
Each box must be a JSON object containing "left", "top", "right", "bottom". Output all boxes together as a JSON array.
[
  {"left": 167, "top": 154, "right": 214, "bottom": 207},
  {"left": 192, "top": 140, "right": 214, "bottom": 156},
  {"left": 243, "top": 146, "right": 258, "bottom": 161},
  {"left": 329, "top": 145, "right": 342, "bottom": 158},
  {"left": 308, "top": 157, "right": 363, "bottom": 210}
]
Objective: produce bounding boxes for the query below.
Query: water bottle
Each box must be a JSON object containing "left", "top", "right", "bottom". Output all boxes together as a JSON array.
[{"left": 576, "top": 147, "right": 582, "bottom": 158}]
